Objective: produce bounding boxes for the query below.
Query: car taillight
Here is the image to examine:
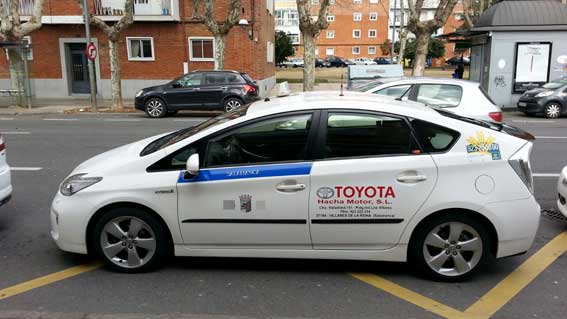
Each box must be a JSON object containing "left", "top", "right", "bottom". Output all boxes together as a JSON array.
[
  {"left": 489, "top": 112, "right": 503, "bottom": 122},
  {"left": 508, "top": 142, "right": 534, "bottom": 194},
  {"left": 0, "top": 134, "right": 4, "bottom": 152},
  {"left": 244, "top": 84, "right": 256, "bottom": 94}
]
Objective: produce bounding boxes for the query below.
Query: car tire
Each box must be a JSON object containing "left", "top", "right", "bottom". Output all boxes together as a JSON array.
[
  {"left": 224, "top": 97, "right": 243, "bottom": 112},
  {"left": 145, "top": 98, "right": 167, "bottom": 118},
  {"left": 543, "top": 102, "right": 562, "bottom": 119},
  {"left": 92, "top": 207, "right": 171, "bottom": 273},
  {"left": 409, "top": 213, "right": 492, "bottom": 282}
]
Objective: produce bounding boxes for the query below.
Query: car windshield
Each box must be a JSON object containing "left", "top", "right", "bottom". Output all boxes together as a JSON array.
[
  {"left": 140, "top": 106, "right": 250, "bottom": 156},
  {"left": 542, "top": 82, "right": 565, "bottom": 89},
  {"left": 352, "top": 80, "right": 384, "bottom": 92}
]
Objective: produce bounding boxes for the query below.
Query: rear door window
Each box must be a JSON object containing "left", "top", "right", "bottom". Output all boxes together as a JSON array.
[
  {"left": 226, "top": 73, "right": 245, "bottom": 84},
  {"left": 205, "top": 73, "right": 227, "bottom": 85},
  {"left": 416, "top": 84, "right": 463, "bottom": 108}
]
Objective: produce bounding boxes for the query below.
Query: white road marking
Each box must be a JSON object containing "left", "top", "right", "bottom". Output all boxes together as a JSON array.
[
  {"left": 511, "top": 120, "right": 555, "bottom": 123},
  {"left": 104, "top": 119, "right": 142, "bottom": 122},
  {"left": 43, "top": 118, "right": 79, "bottom": 121},
  {"left": 536, "top": 136, "right": 567, "bottom": 139},
  {"left": 533, "top": 173, "right": 560, "bottom": 177},
  {"left": 0, "top": 117, "right": 14, "bottom": 120},
  {"left": 173, "top": 118, "right": 203, "bottom": 122},
  {"left": 10, "top": 167, "right": 43, "bottom": 171},
  {"left": 0, "top": 131, "right": 31, "bottom": 135}
]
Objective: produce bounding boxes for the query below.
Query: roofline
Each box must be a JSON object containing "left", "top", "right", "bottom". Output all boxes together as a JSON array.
[{"left": 472, "top": 25, "right": 567, "bottom": 32}]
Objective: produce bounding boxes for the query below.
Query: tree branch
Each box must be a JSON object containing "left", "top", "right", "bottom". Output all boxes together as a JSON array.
[
  {"left": 462, "top": 0, "right": 474, "bottom": 29},
  {"left": 0, "top": 1, "right": 13, "bottom": 37},
  {"left": 10, "top": 0, "right": 20, "bottom": 27}
]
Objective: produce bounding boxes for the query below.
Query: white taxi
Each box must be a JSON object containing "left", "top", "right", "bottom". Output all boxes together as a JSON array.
[
  {"left": 558, "top": 166, "right": 567, "bottom": 217},
  {"left": 51, "top": 92, "right": 540, "bottom": 281}
]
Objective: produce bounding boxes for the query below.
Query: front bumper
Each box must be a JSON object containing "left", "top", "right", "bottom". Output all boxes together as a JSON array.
[
  {"left": 517, "top": 97, "right": 545, "bottom": 114},
  {"left": 558, "top": 169, "right": 567, "bottom": 218},
  {"left": 134, "top": 96, "right": 145, "bottom": 111},
  {"left": 50, "top": 192, "right": 96, "bottom": 254}
]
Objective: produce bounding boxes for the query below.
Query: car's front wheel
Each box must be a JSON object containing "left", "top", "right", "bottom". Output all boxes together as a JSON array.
[
  {"left": 145, "top": 98, "right": 167, "bottom": 118},
  {"left": 409, "top": 214, "right": 492, "bottom": 282},
  {"left": 544, "top": 102, "right": 562, "bottom": 119},
  {"left": 224, "top": 97, "right": 243, "bottom": 112},
  {"left": 92, "top": 207, "right": 171, "bottom": 273}
]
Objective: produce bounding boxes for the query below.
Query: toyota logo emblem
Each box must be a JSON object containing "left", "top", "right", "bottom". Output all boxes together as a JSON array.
[{"left": 316, "top": 187, "right": 334, "bottom": 199}]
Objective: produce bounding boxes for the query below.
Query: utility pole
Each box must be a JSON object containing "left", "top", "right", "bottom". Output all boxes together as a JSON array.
[
  {"left": 391, "top": 0, "right": 397, "bottom": 63},
  {"left": 82, "top": 0, "right": 98, "bottom": 112}
]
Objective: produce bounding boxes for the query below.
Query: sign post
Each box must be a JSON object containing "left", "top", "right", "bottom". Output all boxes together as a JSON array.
[{"left": 82, "top": 0, "right": 98, "bottom": 112}]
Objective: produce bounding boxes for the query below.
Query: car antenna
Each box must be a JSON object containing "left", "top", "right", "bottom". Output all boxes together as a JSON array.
[{"left": 339, "top": 73, "right": 344, "bottom": 96}]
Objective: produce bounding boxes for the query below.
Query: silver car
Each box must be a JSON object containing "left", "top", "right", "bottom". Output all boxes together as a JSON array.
[{"left": 353, "top": 77, "right": 503, "bottom": 122}]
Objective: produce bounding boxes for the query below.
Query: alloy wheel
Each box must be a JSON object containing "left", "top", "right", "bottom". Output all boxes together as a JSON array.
[
  {"left": 225, "top": 99, "right": 242, "bottom": 112},
  {"left": 99, "top": 216, "right": 157, "bottom": 269},
  {"left": 545, "top": 103, "right": 561, "bottom": 119},
  {"left": 422, "top": 222, "right": 483, "bottom": 277},
  {"left": 146, "top": 99, "right": 164, "bottom": 118}
]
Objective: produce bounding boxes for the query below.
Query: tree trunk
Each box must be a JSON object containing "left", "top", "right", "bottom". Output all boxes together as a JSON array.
[
  {"left": 302, "top": 33, "right": 316, "bottom": 92},
  {"left": 399, "top": 30, "right": 407, "bottom": 67},
  {"left": 7, "top": 48, "right": 26, "bottom": 107},
  {"left": 412, "top": 32, "right": 430, "bottom": 76},
  {"left": 214, "top": 34, "right": 227, "bottom": 70},
  {"left": 108, "top": 38, "right": 123, "bottom": 111}
]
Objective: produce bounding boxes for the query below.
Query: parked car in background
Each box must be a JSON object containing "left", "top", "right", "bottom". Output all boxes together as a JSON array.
[
  {"left": 0, "top": 134, "right": 12, "bottom": 207},
  {"left": 558, "top": 165, "right": 567, "bottom": 218},
  {"left": 316, "top": 58, "right": 330, "bottom": 68},
  {"left": 353, "top": 77, "right": 503, "bottom": 122},
  {"left": 517, "top": 78, "right": 567, "bottom": 119},
  {"left": 324, "top": 56, "right": 348, "bottom": 67},
  {"left": 374, "top": 57, "right": 392, "bottom": 65},
  {"left": 445, "top": 56, "right": 471, "bottom": 66},
  {"left": 281, "top": 58, "right": 304, "bottom": 68},
  {"left": 350, "top": 58, "right": 377, "bottom": 65},
  {"left": 135, "top": 70, "right": 259, "bottom": 118}
]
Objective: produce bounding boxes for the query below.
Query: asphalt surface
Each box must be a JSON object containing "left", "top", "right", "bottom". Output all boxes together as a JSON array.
[{"left": 0, "top": 111, "right": 566, "bottom": 319}]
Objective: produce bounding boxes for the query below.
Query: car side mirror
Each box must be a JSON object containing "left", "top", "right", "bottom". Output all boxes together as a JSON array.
[
  {"left": 184, "top": 154, "right": 200, "bottom": 179},
  {"left": 171, "top": 82, "right": 182, "bottom": 88}
]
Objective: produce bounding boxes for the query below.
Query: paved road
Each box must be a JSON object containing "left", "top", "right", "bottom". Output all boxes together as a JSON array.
[{"left": 0, "top": 112, "right": 566, "bottom": 319}]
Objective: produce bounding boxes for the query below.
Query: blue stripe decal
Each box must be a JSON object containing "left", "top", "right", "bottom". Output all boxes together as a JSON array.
[{"left": 177, "top": 162, "right": 312, "bottom": 183}]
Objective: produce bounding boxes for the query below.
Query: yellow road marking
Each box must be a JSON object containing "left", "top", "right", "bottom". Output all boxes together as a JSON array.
[
  {"left": 465, "top": 231, "right": 567, "bottom": 317},
  {"left": 0, "top": 261, "right": 101, "bottom": 301},
  {"left": 350, "top": 231, "right": 567, "bottom": 319}
]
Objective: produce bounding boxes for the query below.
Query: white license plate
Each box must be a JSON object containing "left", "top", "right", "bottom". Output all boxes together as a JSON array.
[{"left": 518, "top": 102, "right": 527, "bottom": 107}]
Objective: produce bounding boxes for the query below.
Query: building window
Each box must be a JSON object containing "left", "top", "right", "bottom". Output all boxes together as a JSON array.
[
  {"left": 353, "top": 12, "right": 362, "bottom": 21},
  {"left": 368, "top": 46, "right": 377, "bottom": 55},
  {"left": 369, "top": 0, "right": 378, "bottom": 3},
  {"left": 352, "top": 46, "right": 360, "bottom": 55},
  {"left": 315, "top": 48, "right": 319, "bottom": 56},
  {"left": 352, "top": 29, "right": 361, "bottom": 38},
  {"left": 326, "top": 47, "right": 334, "bottom": 56},
  {"left": 353, "top": 0, "right": 362, "bottom": 4},
  {"left": 189, "top": 37, "right": 215, "bottom": 61},
  {"left": 311, "top": 0, "right": 319, "bottom": 5},
  {"left": 267, "top": 41, "right": 274, "bottom": 63},
  {"left": 326, "top": 30, "right": 335, "bottom": 39},
  {"left": 288, "top": 33, "right": 300, "bottom": 44},
  {"left": 368, "top": 29, "right": 377, "bottom": 38},
  {"left": 327, "top": 15, "right": 335, "bottom": 22},
  {"left": 369, "top": 12, "right": 377, "bottom": 21},
  {"left": 22, "top": 36, "right": 32, "bottom": 60},
  {"left": 330, "top": 0, "right": 335, "bottom": 3},
  {"left": 126, "top": 37, "right": 154, "bottom": 61}
]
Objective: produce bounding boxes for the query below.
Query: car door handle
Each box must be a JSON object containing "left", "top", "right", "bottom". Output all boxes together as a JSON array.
[
  {"left": 220, "top": 86, "right": 228, "bottom": 90},
  {"left": 397, "top": 175, "right": 428, "bottom": 183},
  {"left": 276, "top": 183, "right": 306, "bottom": 192}
]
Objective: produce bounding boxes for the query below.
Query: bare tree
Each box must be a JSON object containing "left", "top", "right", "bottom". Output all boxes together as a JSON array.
[
  {"left": 0, "top": 0, "right": 45, "bottom": 106},
  {"left": 398, "top": 0, "right": 408, "bottom": 65},
  {"left": 462, "top": 0, "right": 494, "bottom": 29},
  {"left": 296, "top": 0, "right": 331, "bottom": 91},
  {"left": 198, "top": 0, "right": 241, "bottom": 70},
  {"left": 407, "top": 0, "right": 458, "bottom": 76},
  {"left": 77, "top": 0, "right": 134, "bottom": 111}
]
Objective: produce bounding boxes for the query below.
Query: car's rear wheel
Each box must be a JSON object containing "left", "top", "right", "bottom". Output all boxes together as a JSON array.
[
  {"left": 409, "top": 214, "right": 492, "bottom": 282},
  {"left": 544, "top": 102, "right": 562, "bottom": 119},
  {"left": 92, "top": 208, "right": 170, "bottom": 273},
  {"left": 224, "top": 97, "right": 243, "bottom": 112},
  {"left": 145, "top": 98, "right": 167, "bottom": 118}
]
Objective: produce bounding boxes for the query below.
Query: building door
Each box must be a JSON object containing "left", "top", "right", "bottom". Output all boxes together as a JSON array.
[{"left": 67, "top": 43, "right": 91, "bottom": 94}]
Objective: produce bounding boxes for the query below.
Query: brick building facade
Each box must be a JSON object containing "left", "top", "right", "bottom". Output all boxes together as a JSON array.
[{"left": 0, "top": 0, "right": 276, "bottom": 99}]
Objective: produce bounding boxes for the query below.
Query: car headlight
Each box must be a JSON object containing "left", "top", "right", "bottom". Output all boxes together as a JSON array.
[
  {"left": 135, "top": 90, "right": 144, "bottom": 98},
  {"left": 535, "top": 91, "right": 553, "bottom": 97},
  {"left": 60, "top": 174, "right": 103, "bottom": 196}
]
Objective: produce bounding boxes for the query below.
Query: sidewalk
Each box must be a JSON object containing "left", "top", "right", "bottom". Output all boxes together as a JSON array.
[{"left": 0, "top": 97, "right": 136, "bottom": 115}]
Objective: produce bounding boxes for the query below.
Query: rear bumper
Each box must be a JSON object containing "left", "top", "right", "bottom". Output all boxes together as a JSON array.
[
  {"left": 0, "top": 166, "right": 12, "bottom": 207},
  {"left": 558, "top": 169, "right": 567, "bottom": 217}
]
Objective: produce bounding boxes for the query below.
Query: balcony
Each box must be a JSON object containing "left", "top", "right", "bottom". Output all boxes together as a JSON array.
[
  {"left": 93, "top": 0, "right": 180, "bottom": 21},
  {"left": 1, "top": 0, "right": 35, "bottom": 16}
]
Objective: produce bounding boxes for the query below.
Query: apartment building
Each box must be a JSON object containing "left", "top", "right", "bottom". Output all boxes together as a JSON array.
[
  {"left": 276, "top": 0, "right": 391, "bottom": 59},
  {"left": 0, "top": 0, "right": 276, "bottom": 99}
]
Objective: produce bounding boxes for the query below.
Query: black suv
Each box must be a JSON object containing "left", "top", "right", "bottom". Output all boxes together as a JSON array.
[{"left": 135, "top": 70, "right": 259, "bottom": 118}]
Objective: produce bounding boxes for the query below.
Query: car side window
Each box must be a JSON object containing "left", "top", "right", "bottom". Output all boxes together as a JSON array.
[
  {"left": 410, "top": 119, "right": 460, "bottom": 153},
  {"left": 205, "top": 73, "right": 227, "bottom": 85},
  {"left": 323, "top": 113, "right": 416, "bottom": 159},
  {"left": 374, "top": 84, "right": 412, "bottom": 98},
  {"left": 226, "top": 73, "right": 245, "bottom": 84},
  {"left": 205, "top": 114, "right": 313, "bottom": 167},
  {"left": 178, "top": 74, "right": 202, "bottom": 87},
  {"left": 416, "top": 84, "right": 463, "bottom": 108}
]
